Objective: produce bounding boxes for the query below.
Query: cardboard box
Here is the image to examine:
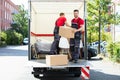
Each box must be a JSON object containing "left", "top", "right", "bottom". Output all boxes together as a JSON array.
[
  {"left": 46, "top": 55, "right": 68, "bottom": 66},
  {"left": 59, "top": 27, "right": 74, "bottom": 38}
]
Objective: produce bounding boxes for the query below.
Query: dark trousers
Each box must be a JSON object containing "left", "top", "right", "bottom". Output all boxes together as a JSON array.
[
  {"left": 70, "top": 31, "right": 81, "bottom": 60},
  {"left": 50, "top": 27, "right": 60, "bottom": 54}
]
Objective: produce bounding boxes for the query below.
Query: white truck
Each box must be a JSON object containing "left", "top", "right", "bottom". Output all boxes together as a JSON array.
[{"left": 28, "top": 0, "right": 89, "bottom": 80}]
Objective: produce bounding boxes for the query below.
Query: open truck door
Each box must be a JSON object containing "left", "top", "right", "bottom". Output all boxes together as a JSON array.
[{"left": 28, "top": 0, "right": 89, "bottom": 79}]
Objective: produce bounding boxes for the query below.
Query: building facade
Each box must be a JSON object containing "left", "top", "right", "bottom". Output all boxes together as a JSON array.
[{"left": 0, "top": 0, "right": 18, "bottom": 31}]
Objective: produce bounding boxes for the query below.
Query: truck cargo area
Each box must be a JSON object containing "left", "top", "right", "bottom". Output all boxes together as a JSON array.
[{"left": 28, "top": 0, "right": 89, "bottom": 79}]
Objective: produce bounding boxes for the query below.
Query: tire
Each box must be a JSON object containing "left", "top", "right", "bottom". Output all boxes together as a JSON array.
[{"left": 33, "top": 74, "right": 40, "bottom": 79}]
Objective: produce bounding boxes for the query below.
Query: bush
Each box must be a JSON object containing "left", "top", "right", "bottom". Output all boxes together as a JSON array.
[
  {"left": 107, "top": 42, "right": 120, "bottom": 63},
  {"left": 0, "top": 41, "right": 7, "bottom": 47},
  {"left": 87, "top": 30, "right": 112, "bottom": 45},
  {"left": 0, "top": 32, "right": 7, "bottom": 41},
  {"left": 101, "top": 32, "right": 112, "bottom": 42},
  {"left": 0, "top": 32, "right": 7, "bottom": 47},
  {"left": 87, "top": 32, "right": 99, "bottom": 43},
  {"left": 6, "top": 30, "right": 23, "bottom": 45}
]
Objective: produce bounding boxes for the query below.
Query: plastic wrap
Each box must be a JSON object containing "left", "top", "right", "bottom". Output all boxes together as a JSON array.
[{"left": 34, "top": 39, "right": 52, "bottom": 53}]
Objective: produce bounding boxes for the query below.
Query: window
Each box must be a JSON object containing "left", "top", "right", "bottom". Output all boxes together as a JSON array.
[{"left": 5, "top": 11, "right": 6, "bottom": 19}]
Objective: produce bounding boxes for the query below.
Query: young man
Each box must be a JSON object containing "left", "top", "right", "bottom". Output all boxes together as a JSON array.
[
  {"left": 70, "top": 10, "right": 84, "bottom": 63},
  {"left": 50, "top": 13, "right": 71, "bottom": 54}
]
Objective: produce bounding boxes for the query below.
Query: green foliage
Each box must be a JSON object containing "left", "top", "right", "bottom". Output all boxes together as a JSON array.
[
  {"left": 115, "top": 13, "right": 120, "bottom": 24},
  {"left": 11, "top": 5, "right": 28, "bottom": 38},
  {"left": 101, "top": 31, "right": 112, "bottom": 42},
  {"left": 87, "top": 31, "right": 111, "bottom": 43},
  {"left": 87, "top": 1, "right": 120, "bottom": 62},
  {"left": 0, "top": 41, "right": 7, "bottom": 47},
  {"left": 0, "top": 32, "right": 7, "bottom": 41},
  {"left": 6, "top": 30, "right": 23, "bottom": 45},
  {"left": 107, "top": 42, "right": 120, "bottom": 63},
  {"left": 0, "top": 32, "right": 7, "bottom": 47},
  {"left": 87, "top": 32, "right": 98, "bottom": 43},
  {"left": 87, "top": 0, "right": 120, "bottom": 43}
]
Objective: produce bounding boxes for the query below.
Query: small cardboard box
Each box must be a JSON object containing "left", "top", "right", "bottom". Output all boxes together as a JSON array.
[
  {"left": 59, "top": 27, "right": 74, "bottom": 38},
  {"left": 46, "top": 55, "right": 68, "bottom": 66}
]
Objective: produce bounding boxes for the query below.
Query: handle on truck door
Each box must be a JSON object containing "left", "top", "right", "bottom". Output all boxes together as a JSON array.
[{"left": 31, "top": 32, "right": 54, "bottom": 37}]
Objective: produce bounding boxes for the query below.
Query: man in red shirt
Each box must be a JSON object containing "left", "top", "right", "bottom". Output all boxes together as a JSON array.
[
  {"left": 70, "top": 10, "right": 84, "bottom": 63},
  {"left": 55, "top": 13, "right": 70, "bottom": 27},
  {"left": 50, "top": 13, "right": 71, "bottom": 54},
  {"left": 54, "top": 13, "right": 71, "bottom": 40}
]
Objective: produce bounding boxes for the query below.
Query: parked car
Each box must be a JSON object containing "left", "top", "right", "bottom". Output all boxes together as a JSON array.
[
  {"left": 80, "top": 45, "right": 98, "bottom": 60},
  {"left": 23, "top": 38, "right": 28, "bottom": 45},
  {"left": 87, "top": 46, "right": 98, "bottom": 60},
  {"left": 89, "top": 41, "right": 107, "bottom": 54}
]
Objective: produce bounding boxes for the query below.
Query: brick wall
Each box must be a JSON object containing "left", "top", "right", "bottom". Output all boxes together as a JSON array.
[{"left": 0, "top": 0, "right": 19, "bottom": 31}]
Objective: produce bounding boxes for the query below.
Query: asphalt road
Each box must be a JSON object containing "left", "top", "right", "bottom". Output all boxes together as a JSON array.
[
  {"left": 0, "top": 45, "right": 120, "bottom": 80},
  {"left": 0, "top": 45, "right": 28, "bottom": 56}
]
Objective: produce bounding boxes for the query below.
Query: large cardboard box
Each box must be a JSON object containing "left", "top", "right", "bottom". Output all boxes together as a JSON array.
[
  {"left": 59, "top": 27, "right": 74, "bottom": 38},
  {"left": 46, "top": 55, "right": 68, "bottom": 66}
]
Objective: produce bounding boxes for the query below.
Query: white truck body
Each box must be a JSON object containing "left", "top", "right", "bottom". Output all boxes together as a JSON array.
[{"left": 28, "top": 0, "right": 89, "bottom": 79}]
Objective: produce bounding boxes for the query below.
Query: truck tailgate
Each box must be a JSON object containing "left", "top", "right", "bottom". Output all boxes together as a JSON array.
[{"left": 28, "top": 60, "right": 90, "bottom": 68}]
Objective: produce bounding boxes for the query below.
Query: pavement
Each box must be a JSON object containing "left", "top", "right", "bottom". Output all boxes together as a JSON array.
[
  {"left": 89, "top": 58, "right": 120, "bottom": 80},
  {"left": 0, "top": 45, "right": 120, "bottom": 80},
  {"left": 0, "top": 45, "right": 28, "bottom": 56}
]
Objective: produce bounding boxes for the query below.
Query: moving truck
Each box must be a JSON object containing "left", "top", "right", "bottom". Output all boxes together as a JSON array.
[{"left": 28, "top": 0, "right": 89, "bottom": 79}]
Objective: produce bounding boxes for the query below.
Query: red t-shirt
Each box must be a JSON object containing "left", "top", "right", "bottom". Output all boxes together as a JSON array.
[
  {"left": 71, "top": 17, "right": 84, "bottom": 29},
  {"left": 55, "top": 17, "right": 66, "bottom": 27}
]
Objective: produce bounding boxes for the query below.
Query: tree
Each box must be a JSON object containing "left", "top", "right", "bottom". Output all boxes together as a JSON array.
[
  {"left": 87, "top": 0, "right": 120, "bottom": 43},
  {"left": 11, "top": 5, "right": 28, "bottom": 38}
]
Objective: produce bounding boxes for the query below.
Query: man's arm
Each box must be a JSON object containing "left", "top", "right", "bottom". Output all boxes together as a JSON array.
[
  {"left": 65, "top": 21, "right": 71, "bottom": 27},
  {"left": 75, "top": 25, "right": 84, "bottom": 32}
]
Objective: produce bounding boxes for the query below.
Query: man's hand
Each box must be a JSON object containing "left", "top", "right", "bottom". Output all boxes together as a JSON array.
[
  {"left": 72, "top": 29, "right": 78, "bottom": 33},
  {"left": 76, "top": 27, "right": 83, "bottom": 32},
  {"left": 74, "top": 29, "right": 78, "bottom": 33}
]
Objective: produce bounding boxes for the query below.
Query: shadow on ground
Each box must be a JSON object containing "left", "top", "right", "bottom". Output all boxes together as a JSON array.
[
  {"left": 90, "top": 69, "right": 120, "bottom": 80},
  {"left": 38, "top": 77, "right": 81, "bottom": 80}
]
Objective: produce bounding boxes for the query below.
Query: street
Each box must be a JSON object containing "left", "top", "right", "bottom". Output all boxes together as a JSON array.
[
  {"left": 0, "top": 46, "right": 120, "bottom": 80},
  {"left": 0, "top": 45, "right": 28, "bottom": 56}
]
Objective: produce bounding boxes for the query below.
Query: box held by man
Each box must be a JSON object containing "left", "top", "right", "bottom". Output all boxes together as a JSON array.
[{"left": 59, "top": 27, "right": 74, "bottom": 38}]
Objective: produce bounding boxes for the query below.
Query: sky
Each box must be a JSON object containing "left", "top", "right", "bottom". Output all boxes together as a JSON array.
[{"left": 11, "top": 0, "right": 28, "bottom": 9}]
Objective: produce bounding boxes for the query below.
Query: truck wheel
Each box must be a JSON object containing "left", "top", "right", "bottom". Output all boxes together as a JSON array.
[{"left": 34, "top": 74, "right": 40, "bottom": 79}]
